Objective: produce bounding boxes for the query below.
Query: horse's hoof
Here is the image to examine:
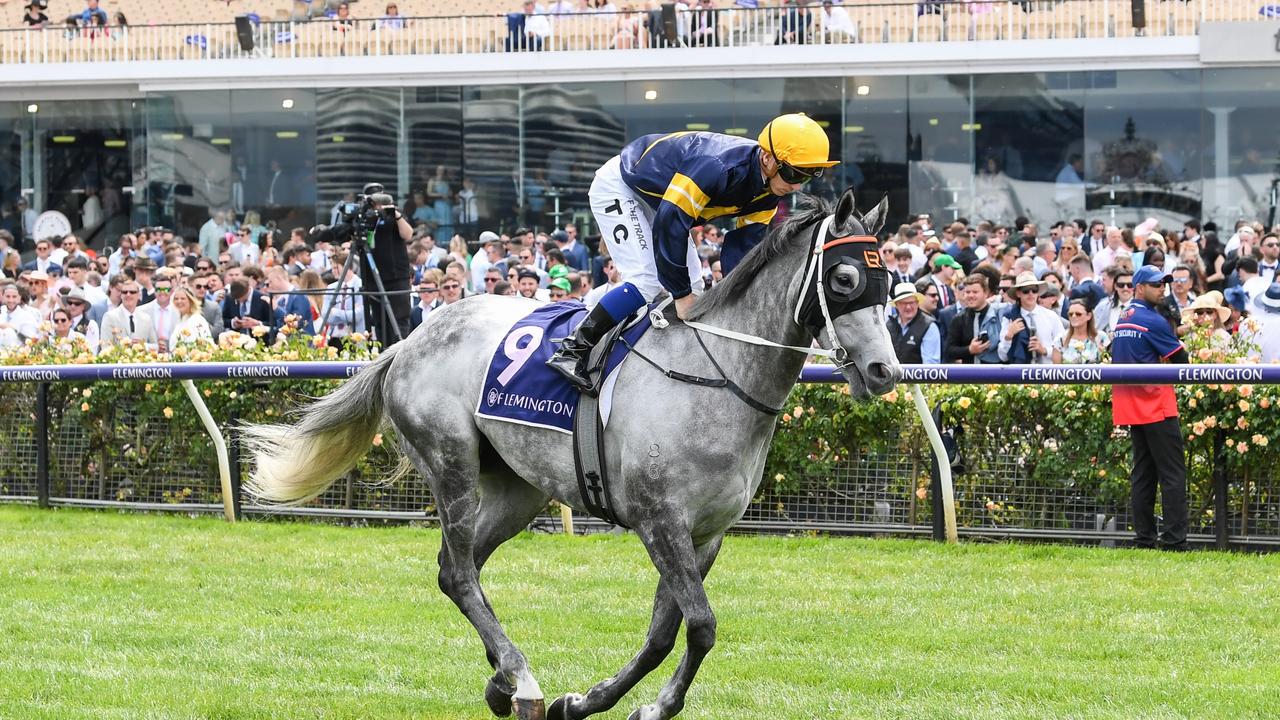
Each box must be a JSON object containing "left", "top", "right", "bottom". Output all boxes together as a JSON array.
[
  {"left": 547, "top": 694, "right": 582, "bottom": 720},
  {"left": 513, "top": 697, "right": 546, "bottom": 720},
  {"left": 627, "top": 704, "right": 662, "bottom": 720},
  {"left": 485, "top": 675, "right": 514, "bottom": 717}
]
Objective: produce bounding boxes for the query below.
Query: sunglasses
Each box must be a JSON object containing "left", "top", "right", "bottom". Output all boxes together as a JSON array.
[
  {"left": 120, "top": 289, "right": 139, "bottom": 295},
  {"left": 549, "top": 290, "right": 567, "bottom": 298},
  {"left": 485, "top": 277, "right": 501, "bottom": 283},
  {"left": 924, "top": 292, "right": 939, "bottom": 299},
  {"left": 1115, "top": 281, "right": 1133, "bottom": 288},
  {"left": 1172, "top": 278, "right": 1191, "bottom": 284},
  {"left": 420, "top": 287, "right": 438, "bottom": 293},
  {"left": 194, "top": 283, "right": 209, "bottom": 290},
  {"left": 54, "top": 317, "right": 70, "bottom": 323},
  {"left": 1142, "top": 282, "right": 1165, "bottom": 289},
  {"left": 156, "top": 287, "right": 172, "bottom": 294},
  {"left": 441, "top": 284, "right": 461, "bottom": 290},
  {"left": 1194, "top": 309, "right": 1218, "bottom": 316},
  {"left": 1067, "top": 312, "right": 1086, "bottom": 318},
  {"left": 1264, "top": 243, "right": 1279, "bottom": 249}
]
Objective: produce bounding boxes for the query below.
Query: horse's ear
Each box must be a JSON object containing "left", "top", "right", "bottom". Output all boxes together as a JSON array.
[
  {"left": 833, "top": 188, "right": 858, "bottom": 233},
  {"left": 859, "top": 195, "right": 889, "bottom": 236}
]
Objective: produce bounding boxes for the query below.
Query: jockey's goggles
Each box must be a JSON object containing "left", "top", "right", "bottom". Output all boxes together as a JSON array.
[{"left": 776, "top": 162, "right": 823, "bottom": 185}]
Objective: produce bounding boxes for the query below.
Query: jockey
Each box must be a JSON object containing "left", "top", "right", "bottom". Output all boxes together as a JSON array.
[{"left": 547, "top": 113, "right": 839, "bottom": 391}]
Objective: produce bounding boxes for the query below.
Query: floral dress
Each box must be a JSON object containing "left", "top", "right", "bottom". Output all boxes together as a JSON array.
[{"left": 1053, "top": 332, "right": 1108, "bottom": 364}]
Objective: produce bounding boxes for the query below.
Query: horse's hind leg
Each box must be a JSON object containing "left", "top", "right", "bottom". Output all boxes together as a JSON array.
[
  {"left": 548, "top": 535, "right": 722, "bottom": 720},
  {"left": 474, "top": 466, "right": 551, "bottom": 718},
  {"left": 400, "top": 434, "right": 547, "bottom": 720}
]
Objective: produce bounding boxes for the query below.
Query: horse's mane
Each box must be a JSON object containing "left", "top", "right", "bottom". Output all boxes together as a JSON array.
[{"left": 687, "top": 195, "right": 832, "bottom": 320}]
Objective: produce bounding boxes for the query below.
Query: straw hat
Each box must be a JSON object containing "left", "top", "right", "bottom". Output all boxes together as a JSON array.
[
  {"left": 1011, "top": 271, "right": 1044, "bottom": 289},
  {"left": 1181, "top": 291, "right": 1229, "bottom": 324},
  {"left": 890, "top": 281, "right": 923, "bottom": 304}
]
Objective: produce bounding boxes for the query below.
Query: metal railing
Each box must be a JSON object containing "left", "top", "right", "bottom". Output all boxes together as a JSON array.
[
  {"left": 1, "top": 361, "right": 1277, "bottom": 548},
  {"left": 0, "top": 1, "right": 1270, "bottom": 66}
]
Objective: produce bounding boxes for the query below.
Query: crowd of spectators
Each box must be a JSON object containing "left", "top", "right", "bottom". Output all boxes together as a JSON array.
[
  {"left": 881, "top": 214, "right": 1280, "bottom": 366},
  {"left": 0, "top": 204, "right": 622, "bottom": 355},
  {"left": 3, "top": 169, "right": 1280, "bottom": 369}
]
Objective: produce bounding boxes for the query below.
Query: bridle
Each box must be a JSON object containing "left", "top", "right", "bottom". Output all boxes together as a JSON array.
[
  {"left": 628, "top": 213, "right": 889, "bottom": 415},
  {"left": 682, "top": 213, "right": 888, "bottom": 365}
]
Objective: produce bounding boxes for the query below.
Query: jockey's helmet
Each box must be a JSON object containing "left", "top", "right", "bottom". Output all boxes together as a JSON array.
[{"left": 758, "top": 113, "right": 840, "bottom": 169}]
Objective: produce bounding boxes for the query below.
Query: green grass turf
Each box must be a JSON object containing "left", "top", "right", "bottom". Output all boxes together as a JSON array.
[{"left": 1, "top": 506, "right": 1278, "bottom": 720}]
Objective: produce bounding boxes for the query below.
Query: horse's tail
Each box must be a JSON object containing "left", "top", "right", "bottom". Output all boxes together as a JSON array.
[{"left": 242, "top": 343, "right": 401, "bottom": 506}]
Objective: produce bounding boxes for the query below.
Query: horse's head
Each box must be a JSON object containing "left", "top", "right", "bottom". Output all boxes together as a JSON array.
[{"left": 793, "top": 189, "right": 901, "bottom": 398}]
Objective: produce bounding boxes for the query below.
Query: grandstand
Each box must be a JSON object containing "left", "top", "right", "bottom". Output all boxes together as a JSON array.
[{"left": 0, "top": 0, "right": 1269, "bottom": 65}]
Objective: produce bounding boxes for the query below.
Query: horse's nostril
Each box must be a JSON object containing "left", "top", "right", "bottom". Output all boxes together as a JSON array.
[{"left": 866, "top": 361, "right": 897, "bottom": 385}]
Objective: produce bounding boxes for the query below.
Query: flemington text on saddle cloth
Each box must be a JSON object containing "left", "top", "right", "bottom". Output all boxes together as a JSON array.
[{"left": 475, "top": 301, "right": 650, "bottom": 434}]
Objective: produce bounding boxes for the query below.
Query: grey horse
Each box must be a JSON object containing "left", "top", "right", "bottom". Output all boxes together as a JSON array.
[{"left": 243, "top": 189, "right": 900, "bottom": 720}]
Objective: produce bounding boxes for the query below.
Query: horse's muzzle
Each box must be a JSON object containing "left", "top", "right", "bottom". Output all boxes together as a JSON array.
[{"left": 862, "top": 360, "right": 901, "bottom": 396}]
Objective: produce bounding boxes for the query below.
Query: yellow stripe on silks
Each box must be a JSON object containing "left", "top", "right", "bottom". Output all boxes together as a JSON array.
[
  {"left": 735, "top": 207, "right": 777, "bottom": 228},
  {"left": 701, "top": 205, "right": 740, "bottom": 220},
  {"left": 639, "top": 131, "right": 693, "bottom": 161},
  {"left": 662, "top": 173, "right": 711, "bottom": 218}
]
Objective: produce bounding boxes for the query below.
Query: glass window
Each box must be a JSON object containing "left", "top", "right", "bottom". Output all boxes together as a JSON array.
[
  {"left": 1083, "top": 69, "right": 1201, "bottom": 228},
  {"left": 405, "top": 86, "right": 462, "bottom": 242},
  {"left": 972, "top": 72, "right": 1085, "bottom": 227},
  {"left": 522, "top": 82, "right": 626, "bottom": 237},
  {"left": 1202, "top": 68, "right": 1280, "bottom": 228},
  {"left": 0, "top": 103, "right": 28, "bottom": 248},
  {"left": 908, "top": 74, "right": 973, "bottom": 227},
  {"left": 844, "top": 76, "right": 908, "bottom": 229},
  {"left": 144, "top": 90, "right": 232, "bottom": 234},
  {"left": 32, "top": 99, "right": 135, "bottom": 249}
]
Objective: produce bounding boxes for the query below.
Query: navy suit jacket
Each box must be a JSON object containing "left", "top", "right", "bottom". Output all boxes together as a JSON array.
[
  {"left": 561, "top": 242, "right": 590, "bottom": 271},
  {"left": 21, "top": 260, "right": 62, "bottom": 275},
  {"left": 273, "top": 293, "right": 315, "bottom": 336},
  {"left": 222, "top": 291, "right": 273, "bottom": 334}
]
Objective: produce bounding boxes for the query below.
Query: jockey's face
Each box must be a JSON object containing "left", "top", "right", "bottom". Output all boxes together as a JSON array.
[{"left": 760, "top": 151, "right": 807, "bottom": 196}]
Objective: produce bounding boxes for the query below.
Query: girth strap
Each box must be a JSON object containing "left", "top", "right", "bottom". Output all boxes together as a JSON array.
[{"left": 573, "top": 390, "right": 626, "bottom": 527}]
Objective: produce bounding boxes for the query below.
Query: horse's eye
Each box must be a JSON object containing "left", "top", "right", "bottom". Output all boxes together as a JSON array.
[{"left": 828, "top": 265, "right": 861, "bottom": 298}]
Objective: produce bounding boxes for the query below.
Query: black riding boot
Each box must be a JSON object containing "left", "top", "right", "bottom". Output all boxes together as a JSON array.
[{"left": 546, "top": 304, "right": 619, "bottom": 395}]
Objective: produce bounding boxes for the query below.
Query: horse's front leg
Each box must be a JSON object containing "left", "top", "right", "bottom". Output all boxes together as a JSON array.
[
  {"left": 629, "top": 524, "right": 722, "bottom": 720},
  {"left": 548, "top": 535, "right": 722, "bottom": 720}
]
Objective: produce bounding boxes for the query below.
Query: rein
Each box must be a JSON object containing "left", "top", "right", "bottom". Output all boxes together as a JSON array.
[{"left": 633, "top": 214, "right": 881, "bottom": 415}]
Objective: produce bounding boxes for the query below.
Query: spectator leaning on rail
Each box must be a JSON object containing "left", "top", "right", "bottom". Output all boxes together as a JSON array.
[{"left": 1109, "top": 265, "right": 1190, "bottom": 551}]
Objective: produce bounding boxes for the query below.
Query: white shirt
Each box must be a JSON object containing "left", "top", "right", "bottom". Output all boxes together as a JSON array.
[
  {"left": 0, "top": 305, "right": 41, "bottom": 348},
  {"left": 142, "top": 301, "right": 181, "bottom": 346},
  {"left": 171, "top": 313, "right": 213, "bottom": 346},
  {"left": 228, "top": 241, "right": 261, "bottom": 266},
  {"left": 77, "top": 283, "right": 108, "bottom": 307},
  {"left": 584, "top": 280, "right": 621, "bottom": 308},
  {"left": 1248, "top": 312, "right": 1280, "bottom": 364},
  {"left": 822, "top": 5, "right": 856, "bottom": 36},
  {"left": 997, "top": 304, "right": 1066, "bottom": 366}
]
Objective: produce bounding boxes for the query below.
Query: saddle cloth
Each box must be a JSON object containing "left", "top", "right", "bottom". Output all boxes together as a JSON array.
[{"left": 475, "top": 301, "right": 652, "bottom": 434}]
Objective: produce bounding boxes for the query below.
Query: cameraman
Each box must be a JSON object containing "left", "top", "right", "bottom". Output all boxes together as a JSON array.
[{"left": 361, "top": 187, "right": 413, "bottom": 346}]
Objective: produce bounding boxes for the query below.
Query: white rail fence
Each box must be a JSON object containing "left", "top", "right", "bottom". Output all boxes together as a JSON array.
[{"left": 0, "top": 1, "right": 1273, "bottom": 65}]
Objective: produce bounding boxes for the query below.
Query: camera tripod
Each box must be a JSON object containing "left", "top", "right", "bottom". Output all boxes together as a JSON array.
[{"left": 317, "top": 228, "right": 405, "bottom": 345}]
